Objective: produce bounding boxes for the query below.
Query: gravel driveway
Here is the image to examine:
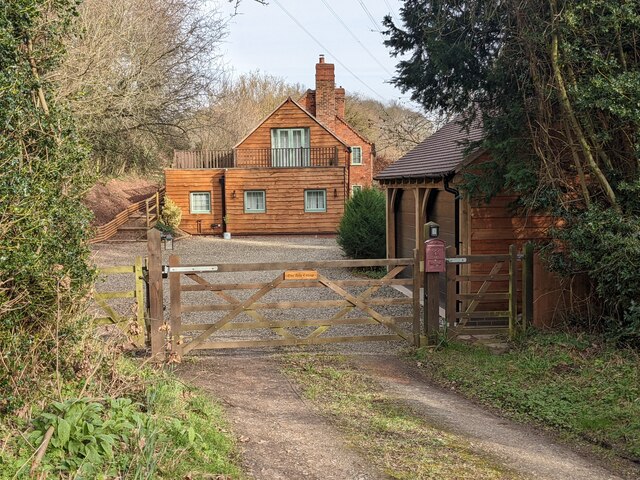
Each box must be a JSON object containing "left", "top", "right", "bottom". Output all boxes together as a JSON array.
[{"left": 91, "top": 235, "right": 417, "bottom": 354}]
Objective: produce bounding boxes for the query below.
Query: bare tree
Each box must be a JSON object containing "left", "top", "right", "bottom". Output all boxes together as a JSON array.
[
  {"left": 51, "top": 0, "right": 227, "bottom": 173},
  {"left": 190, "top": 71, "right": 304, "bottom": 149}
]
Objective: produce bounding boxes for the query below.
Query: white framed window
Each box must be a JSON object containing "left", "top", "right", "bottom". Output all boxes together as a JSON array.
[
  {"left": 244, "top": 190, "right": 266, "bottom": 213},
  {"left": 351, "top": 185, "right": 362, "bottom": 195},
  {"left": 190, "top": 191, "right": 211, "bottom": 214},
  {"left": 271, "top": 128, "right": 311, "bottom": 167},
  {"left": 351, "top": 146, "right": 363, "bottom": 165},
  {"left": 304, "top": 189, "right": 326, "bottom": 212}
]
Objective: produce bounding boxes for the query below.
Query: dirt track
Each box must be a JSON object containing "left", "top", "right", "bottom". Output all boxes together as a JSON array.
[{"left": 180, "top": 352, "right": 628, "bottom": 480}]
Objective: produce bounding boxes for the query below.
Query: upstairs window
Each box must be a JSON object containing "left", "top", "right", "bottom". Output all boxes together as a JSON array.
[
  {"left": 271, "top": 128, "right": 310, "bottom": 167},
  {"left": 244, "top": 190, "right": 266, "bottom": 213},
  {"left": 190, "top": 192, "right": 211, "bottom": 214},
  {"left": 351, "top": 146, "right": 363, "bottom": 165},
  {"left": 305, "top": 189, "right": 326, "bottom": 212}
]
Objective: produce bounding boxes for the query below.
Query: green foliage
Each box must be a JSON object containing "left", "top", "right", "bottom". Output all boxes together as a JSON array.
[
  {"left": 385, "top": 1, "right": 640, "bottom": 338},
  {"left": 27, "top": 397, "right": 154, "bottom": 478},
  {"left": 548, "top": 205, "right": 640, "bottom": 346},
  {"left": 337, "top": 188, "right": 386, "bottom": 259},
  {"left": 2, "top": 363, "right": 241, "bottom": 479},
  {"left": 418, "top": 333, "right": 640, "bottom": 460},
  {"left": 0, "top": 0, "right": 93, "bottom": 331},
  {"left": 160, "top": 197, "right": 182, "bottom": 231}
]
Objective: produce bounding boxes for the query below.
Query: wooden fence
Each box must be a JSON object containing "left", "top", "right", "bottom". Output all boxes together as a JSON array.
[
  {"left": 90, "top": 189, "right": 164, "bottom": 243},
  {"left": 161, "top": 253, "right": 420, "bottom": 358},
  {"left": 92, "top": 257, "right": 146, "bottom": 345}
]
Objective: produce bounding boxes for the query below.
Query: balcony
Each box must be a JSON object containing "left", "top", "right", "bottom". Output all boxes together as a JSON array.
[{"left": 172, "top": 147, "right": 340, "bottom": 169}]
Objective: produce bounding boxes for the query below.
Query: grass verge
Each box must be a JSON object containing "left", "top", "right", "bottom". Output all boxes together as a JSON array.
[
  {"left": 282, "top": 353, "right": 520, "bottom": 480},
  {"left": 0, "top": 359, "right": 241, "bottom": 479},
  {"left": 417, "top": 332, "right": 640, "bottom": 463}
]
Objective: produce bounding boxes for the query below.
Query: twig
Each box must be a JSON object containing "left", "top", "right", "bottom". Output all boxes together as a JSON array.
[{"left": 29, "top": 426, "right": 54, "bottom": 476}]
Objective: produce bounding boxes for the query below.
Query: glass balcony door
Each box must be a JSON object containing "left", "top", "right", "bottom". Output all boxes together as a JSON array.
[{"left": 271, "top": 128, "right": 310, "bottom": 167}]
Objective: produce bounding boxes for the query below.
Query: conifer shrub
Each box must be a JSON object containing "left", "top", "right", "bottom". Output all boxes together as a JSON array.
[
  {"left": 161, "top": 197, "right": 182, "bottom": 230},
  {"left": 337, "top": 188, "right": 386, "bottom": 259}
]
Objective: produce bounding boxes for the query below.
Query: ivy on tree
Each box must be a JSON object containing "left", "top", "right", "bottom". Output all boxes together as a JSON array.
[{"left": 0, "top": 0, "right": 93, "bottom": 331}]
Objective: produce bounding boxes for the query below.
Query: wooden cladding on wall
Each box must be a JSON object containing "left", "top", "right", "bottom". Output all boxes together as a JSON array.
[
  {"left": 236, "top": 99, "right": 350, "bottom": 167},
  {"left": 164, "top": 169, "right": 224, "bottom": 235},
  {"left": 225, "top": 168, "right": 346, "bottom": 235}
]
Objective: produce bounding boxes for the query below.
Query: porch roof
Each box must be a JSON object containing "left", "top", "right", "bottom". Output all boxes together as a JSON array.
[{"left": 375, "top": 119, "right": 483, "bottom": 181}]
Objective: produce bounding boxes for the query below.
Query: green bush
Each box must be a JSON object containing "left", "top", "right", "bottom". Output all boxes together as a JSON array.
[
  {"left": 337, "top": 188, "right": 386, "bottom": 259},
  {"left": 0, "top": 1, "right": 94, "bottom": 333},
  {"left": 161, "top": 197, "right": 182, "bottom": 230},
  {"left": 549, "top": 203, "right": 640, "bottom": 347}
]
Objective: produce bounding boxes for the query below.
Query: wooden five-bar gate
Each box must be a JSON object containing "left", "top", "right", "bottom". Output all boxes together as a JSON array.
[
  {"left": 164, "top": 253, "right": 421, "bottom": 358},
  {"left": 93, "top": 231, "right": 533, "bottom": 359}
]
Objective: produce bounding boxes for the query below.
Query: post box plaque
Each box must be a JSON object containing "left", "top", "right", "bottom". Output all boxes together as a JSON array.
[{"left": 424, "top": 239, "right": 446, "bottom": 273}]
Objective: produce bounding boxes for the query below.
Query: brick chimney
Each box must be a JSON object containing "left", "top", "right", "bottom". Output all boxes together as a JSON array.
[
  {"left": 315, "top": 54, "right": 336, "bottom": 131},
  {"left": 335, "top": 86, "right": 345, "bottom": 119}
]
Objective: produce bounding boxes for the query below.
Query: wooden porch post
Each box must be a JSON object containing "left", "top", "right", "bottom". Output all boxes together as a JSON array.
[{"left": 386, "top": 188, "right": 397, "bottom": 259}]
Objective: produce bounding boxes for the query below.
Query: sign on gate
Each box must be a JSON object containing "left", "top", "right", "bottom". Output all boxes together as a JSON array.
[{"left": 284, "top": 270, "right": 318, "bottom": 280}]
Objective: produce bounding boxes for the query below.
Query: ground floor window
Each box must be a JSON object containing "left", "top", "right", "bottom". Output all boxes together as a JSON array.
[
  {"left": 351, "top": 185, "right": 362, "bottom": 195},
  {"left": 190, "top": 191, "right": 211, "bottom": 214},
  {"left": 244, "top": 190, "right": 266, "bottom": 213},
  {"left": 305, "top": 189, "right": 327, "bottom": 212}
]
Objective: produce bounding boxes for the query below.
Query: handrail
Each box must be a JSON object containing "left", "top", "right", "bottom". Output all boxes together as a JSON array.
[{"left": 90, "top": 187, "right": 165, "bottom": 243}]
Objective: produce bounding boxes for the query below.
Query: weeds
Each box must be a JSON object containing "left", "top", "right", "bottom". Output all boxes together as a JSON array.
[{"left": 416, "top": 332, "right": 640, "bottom": 461}]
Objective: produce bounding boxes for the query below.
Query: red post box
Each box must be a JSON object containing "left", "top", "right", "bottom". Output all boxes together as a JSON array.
[{"left": 425, "top": 238, "right": 446, "bottom": 273}]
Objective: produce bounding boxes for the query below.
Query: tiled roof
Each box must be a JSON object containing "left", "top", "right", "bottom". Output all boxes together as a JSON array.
[{"left": 375, "top": 119, "right": 484, "bottom": 180}]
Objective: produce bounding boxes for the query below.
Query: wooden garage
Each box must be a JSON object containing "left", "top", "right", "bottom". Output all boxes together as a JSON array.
[{"left": 377, "top": 120, "right": 570, "bottom": 327}]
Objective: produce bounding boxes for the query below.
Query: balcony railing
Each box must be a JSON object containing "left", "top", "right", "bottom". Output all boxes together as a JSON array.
[
  {"left": 172, "top": 147, "right": 340, "bottom": 169},
  {"left": 236, "top": 147, "right": 339, "bottom": 168},
  {"left": 173, "top": 150, "right": 234, "bottom": 169}
]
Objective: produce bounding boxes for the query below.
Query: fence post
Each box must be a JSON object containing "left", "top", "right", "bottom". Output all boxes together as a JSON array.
[
  {"left": 412, "top": 249, "right": 421, "bottom": 347},
  {"left": 508, "top": 244, "right": 518, "bottom": 339},
  {"left": 147, "top": 229, "right": 165, "bottom": 361},
  {"left": 134, "top": 256, "right": 145, "bottom": 346},
  {"left": 145, "top": 199, "right": 151, "bottom": 229},
  {"left": 522, "top": 243, "right": 534, "bottom": 332},
  {"left": 445, "top": 246, "right": 457, "bottom": 333},
  {"left": 169, "top": 255, "right": 183, "bottom": 360}
]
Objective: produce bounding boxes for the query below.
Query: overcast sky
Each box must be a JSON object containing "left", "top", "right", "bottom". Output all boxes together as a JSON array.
[{"left": 213, "top": 0, "right": 416, "bottom": 108}]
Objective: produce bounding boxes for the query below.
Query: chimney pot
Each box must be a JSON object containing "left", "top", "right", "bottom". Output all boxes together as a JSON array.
[{"left": 319, "top": 54, "right": 325, "bottom": 63}]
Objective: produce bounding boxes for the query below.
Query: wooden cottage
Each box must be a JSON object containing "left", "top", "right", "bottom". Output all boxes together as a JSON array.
[
  {"left": 376, "top": 119, "right": 569, "bottom": 327},
  {"left": 165, "top": 55, "right": 374, "bottom": 236}
]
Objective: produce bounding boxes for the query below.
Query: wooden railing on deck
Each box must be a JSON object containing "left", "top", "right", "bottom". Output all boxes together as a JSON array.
[
  {"left": 173, "top": 150, "right": 234, "bottom": 169},
  {"left": 172, "top": 147, "right": 340, "bottom": 169}
]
